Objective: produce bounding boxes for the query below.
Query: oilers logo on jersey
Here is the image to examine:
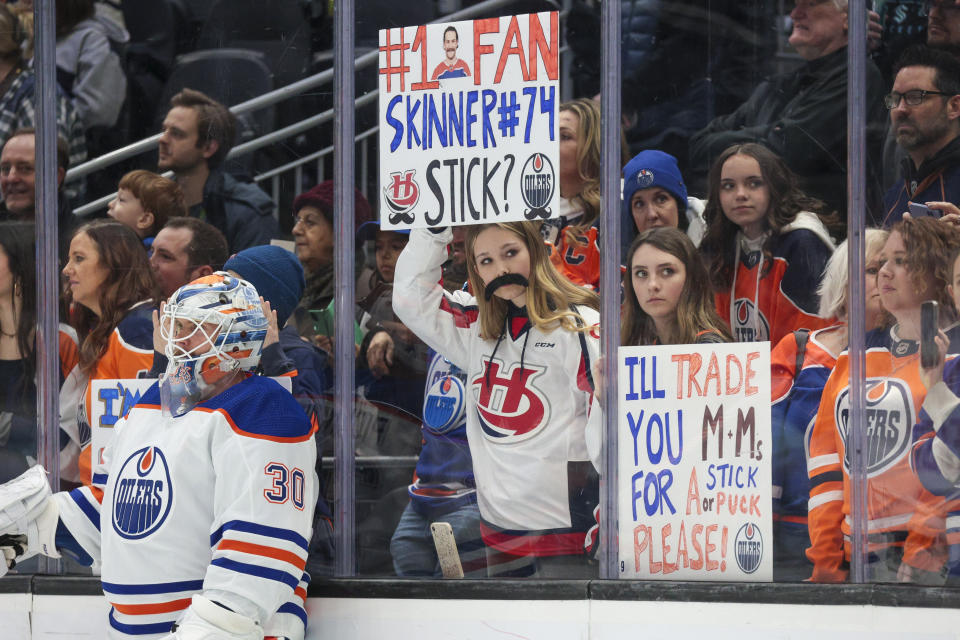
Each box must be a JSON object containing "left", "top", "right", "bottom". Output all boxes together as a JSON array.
[
  {"left": 835, "top": 378, "right": 914, "bottom": 476},
  {"left": 732, "top": 298, "right": 770, "bottom": 342},
  {"left": 112, "top": 446, "right": 173, "bottom": 540},
  {"left": 472, "top": 358, "right": 551, "bottom": 442},
  {"left": 734, "top": 522, "right": 763, "bottom": 574},
  {"left": 423, "top": 374, "right": 466, "bottom": 435}
]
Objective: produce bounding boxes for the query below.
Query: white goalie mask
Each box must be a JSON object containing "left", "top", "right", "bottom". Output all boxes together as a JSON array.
[{"left": 159, "top": 273, "right": 268, "bottom": 416}]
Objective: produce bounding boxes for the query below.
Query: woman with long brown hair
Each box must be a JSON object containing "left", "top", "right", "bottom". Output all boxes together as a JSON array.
[
  {"left": 62, "top": 219, "right": 158, "bottom": 482},
  {"left": 621, "top": 226, "right": 731, "bottom": 346},
  {"left": 699, "top": 143, "right": 839, "bottom": 345}
]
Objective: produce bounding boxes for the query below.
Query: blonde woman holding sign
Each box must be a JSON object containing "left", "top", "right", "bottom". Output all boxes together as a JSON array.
[{"left": 393, "top": 221, "right": 601, "bottom": 578}]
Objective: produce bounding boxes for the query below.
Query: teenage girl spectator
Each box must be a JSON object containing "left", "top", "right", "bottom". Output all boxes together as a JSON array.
[
  {"left": 542, "top": 98, "right": 627, "bottom": 290},
  {"left": 393, "top": 222, "right": 601, "bottom": 578},
  {"left": 621, "top": 227, "right": 731, "bottom": 346},
  {"left": 107, "top": 170, "right": 186, "bottom": 249},
  {"left": 808, "top": 217, "right": 960, "bottom": 583},
  {"left": 62, "top": 220, "right": 158, "bottom": 483},
  {"left": 769, "top": 229, "right": 888, "bottom": 582},
  {"left": 0, "top": 222, "right": 80, "bottom": 483},
  {"left": 619, "top": 150, "right": 707, "bottom": 261},
  {"left": 699, "top": 143, "right": 838, "bottom": 345}
]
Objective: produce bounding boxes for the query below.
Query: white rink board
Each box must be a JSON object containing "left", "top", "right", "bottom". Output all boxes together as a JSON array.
[{"left": 1, "top": 595, "right": 958, "bottom": 638}]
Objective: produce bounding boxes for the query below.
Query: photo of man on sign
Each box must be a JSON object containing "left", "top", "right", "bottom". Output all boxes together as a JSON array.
[{"left": 432, "top": 26, "right": 471, "bottom": 80}]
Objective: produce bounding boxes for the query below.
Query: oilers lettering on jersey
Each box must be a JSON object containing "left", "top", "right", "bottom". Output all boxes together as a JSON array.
[
  {"left": 423, "top": 370, "right": 466, "bottom": 435},
  {"left": 835, "top": 378, "right": 914, "bottom": 476},
  {"left": 733, "top": 298, "right": 770, "bottom": 342},
  {"left": 472, "top": 358, "right": 551, "bottom": 441},
  {"left": 112, "top": 446, "right": 173, "bottom": 540}
]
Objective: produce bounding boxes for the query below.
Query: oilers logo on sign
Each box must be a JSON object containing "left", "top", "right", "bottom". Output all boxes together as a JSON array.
[
  {"left": 471, "top": 358, "right": 551, "bottom": 442},
  {"left": 836, "top": 378, "right": 914, "bottom": 476},
  {"left": 423, "top": 374, "right": 466, "bottom": 435},
  {"left": 112, "top": 446, "right": 173, "bottom": 540},
  {"left": 520, "top": 152, "right": 555, "bottom": 220},
  {"left": 732, "top": 298, "right": 769, "bottom": 342},
  {"left": 734, "top": 522, "right": 763, "bottom": 574}
]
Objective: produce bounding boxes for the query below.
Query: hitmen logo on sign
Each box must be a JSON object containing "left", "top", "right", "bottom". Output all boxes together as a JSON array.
[
  {"left": 112, "top": 446, "right": 173, "bottom": 540},
  {"left": 521, "top": 152, "right": 555, "bottom": 220},
  {"left": 383, "top": 170, "right": 420, "bottom": 225},
  {"left": 472, "top": 358, "right": 551, "bottom": 442},
  {"left": 734, "top": 522, "right": 763, "bottom": 574}
]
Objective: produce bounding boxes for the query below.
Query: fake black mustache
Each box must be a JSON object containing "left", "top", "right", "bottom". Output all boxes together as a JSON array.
[{"left": 483, "top": 273, "right": 529, "bottom": 301}]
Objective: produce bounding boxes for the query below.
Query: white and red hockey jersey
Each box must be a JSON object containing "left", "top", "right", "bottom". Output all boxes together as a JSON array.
[
  {"left": 393, "top": 228, "right": 600, "bottom": 558},
  {"left": 54, "top": 375, "right": 318, "bottom": 639}
]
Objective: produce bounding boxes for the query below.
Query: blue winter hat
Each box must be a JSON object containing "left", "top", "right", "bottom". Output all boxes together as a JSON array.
[
  {"left": 621, "top": 150, "right": 688, "bottom": 224},
  {"left": 224, "top": 245, "right": 305, "bottom": 328}
]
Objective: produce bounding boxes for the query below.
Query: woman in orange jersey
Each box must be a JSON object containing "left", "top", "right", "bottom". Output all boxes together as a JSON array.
[
  {"left": 62, "top": 220, "right": 158, "bottom": 483},
  {"left": 621, "top": 226, "right": 731, "bottom": 346},
  {"left": 769, "top": 229, "right": 888, "bottom": 581},
  {"left": 541, "top": 98, "right": 627, "bottom": 290},
  {"left": 807, "top": 217, "right": 960, "bottom": 583},
  {"left": 0, "top": 222, "right": 80, "bottom": 483}
]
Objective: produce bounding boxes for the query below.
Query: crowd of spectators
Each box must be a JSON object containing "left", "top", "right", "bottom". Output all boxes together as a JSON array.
[{"left": 11, "top": 0, "right": 960, "bottom": 588}]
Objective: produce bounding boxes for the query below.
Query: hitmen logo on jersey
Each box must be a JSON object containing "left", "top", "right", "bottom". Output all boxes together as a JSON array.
[
  {"left": 383, "top": 170, "right": 419, "bottom": 225},
  {"left": 521, "top": 152, "right": 555, "bottom": 221},
  {"left": 112, "top": 446, "right": 173, "bottom": 540},
  {"left": 423, "top": 374, "right": 466, "bottom": 435},
  {"left": 471, "top": 358, "right": 550, "bottom": 442},
  {"left": 835, "top": 378, "right": 914, "bottom": 476},
  {"left": 734, "top": 522, "right": 763, "bottom": 574},
  {"left": 732, "top": 298, "right": 769, "bottom": 342}
]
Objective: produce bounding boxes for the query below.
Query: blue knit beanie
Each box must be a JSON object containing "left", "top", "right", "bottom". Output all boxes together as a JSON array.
[
  {"left": 621, "top": 150, "right": 688, "bottom": 224},
  {"left": 224, "top": 245, "right": 305, "bottom": 328}
]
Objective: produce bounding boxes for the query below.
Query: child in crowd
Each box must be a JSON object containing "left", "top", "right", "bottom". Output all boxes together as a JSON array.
[
  {"left": 107, "top": 170, "right": 185, "bottom": 248},
  {"left": 808, "top": 217, "right": 960, "bottom": 583},
  {"left": 621, "top": 226, "right": 731, "bottom": 346},
  {"left": 393, "top": 222, "right": 600, "bottom": 578},
  {"left": 699, "top": 143, "right": 838, "bottom": 345},
  {"left": 769, "top": 229, "right": 888, "bottom": 581}
]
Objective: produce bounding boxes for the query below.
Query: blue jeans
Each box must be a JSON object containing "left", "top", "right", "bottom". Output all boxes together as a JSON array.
[{"left": 390, "top": 501, "right": 485, "bottom": 577}]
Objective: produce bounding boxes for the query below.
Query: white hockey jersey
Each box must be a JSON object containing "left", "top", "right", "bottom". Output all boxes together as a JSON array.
[
  {"left": 54, "top": 375, "right": 318, "bottom": 639},
  {"left": 393, "top": 228, "right": 600, "bottom": 557}
]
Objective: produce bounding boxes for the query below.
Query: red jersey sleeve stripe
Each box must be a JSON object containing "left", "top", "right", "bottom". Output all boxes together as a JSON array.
[
  {"left": 439, "top": 296, "right": 479, "bottom": 328},
  {"left": 216, "top": 539, "right": 307, "bottom": 571}
]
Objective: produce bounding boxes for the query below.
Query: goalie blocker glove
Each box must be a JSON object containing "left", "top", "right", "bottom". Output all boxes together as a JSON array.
[{"left": 0, "top": 465, "right": 59, "bottom": 571}]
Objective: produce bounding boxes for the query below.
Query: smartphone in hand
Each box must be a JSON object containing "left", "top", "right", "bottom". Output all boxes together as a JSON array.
[
  {"left": 921, "top": 300, "right": 940, "bottom": 369},
  {"left": 909, "top": 202, "right": 942, "bottom": 219}
]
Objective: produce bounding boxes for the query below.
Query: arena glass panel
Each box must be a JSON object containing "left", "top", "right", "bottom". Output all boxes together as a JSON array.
[{"left": 22, "top": 0, "right": 953, "bottom": 599}]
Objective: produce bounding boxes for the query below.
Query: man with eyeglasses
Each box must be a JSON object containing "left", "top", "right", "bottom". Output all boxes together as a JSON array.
[
  {"left": 882, "top": 45, "right": 960, "bottom": 226},
  {"left": 689, "top": 0, "right": 885, "bottom": 226}
]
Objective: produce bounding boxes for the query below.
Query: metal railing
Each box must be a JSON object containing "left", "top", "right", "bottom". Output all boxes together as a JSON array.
[{"left": 69, "top": 0, "right": 540, "bottom": 218}]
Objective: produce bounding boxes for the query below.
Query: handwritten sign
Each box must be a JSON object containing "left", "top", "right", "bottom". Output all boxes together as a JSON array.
[
  {"left": 378, "top": 12, "right": 559, "bottom": 229},
  {"left": 617, "top": 343, "right": 773, "bottom": 581}
]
